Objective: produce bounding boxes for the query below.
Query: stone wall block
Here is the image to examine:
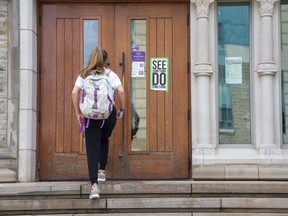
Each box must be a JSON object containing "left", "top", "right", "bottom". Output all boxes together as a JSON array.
[
  {"left": 0, "top": 4, "right": 7, "bottom": 13},
  {"left": 0, "top": 35, "right": 7, "bottom": 41},
  {"left": 0, "top": 41, "right": 7, "bottom": 48},
  {"left": 0, "top": 120, "right": 6, "bottom": 131},
  {"left": 0, "top": 20, "right": 7, "bottom": 35},
  {"left": 0, "top": 169, "right": 17, "bottom": 183},
  {"left": 0, "top": 60, "right": 7, "bottom": 71},
  {"left": 0, "top": 72, "right": 7, "bottom": 97},
  {"left": 0, "top": 99, "right": 6, "bottom": 113},
  {"left": 7, "top": 99, "right": 19, "bottom": 149},
  {"left": 0, "top": 16, "right": 7, "bottom": 23},
  {"left": 9, "top": 46, "right": 20, "bottom": 99},
  {"left": 192, "top": 165, "right": 226, "bottom": 179},
  {"left": 225, "top": 165, "right": 259, "bottom": 180},
  {"left": 0, "top": 11, "right": 7, "bottom": 17},
  {"left": 259, "top": 165, "right": 288, "bottom": 180},
  {"left": 0, "top": 48, "right": 7, "bottom": 59},
  {"left": 0, "top": 132, "right": 6, "bottom": 148}
]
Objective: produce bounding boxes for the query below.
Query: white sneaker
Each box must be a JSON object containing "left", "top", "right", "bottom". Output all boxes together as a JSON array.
[
  {"left": 98, "top": 170, "right": 106, "bottom": 182},
  {"left": 89, "top": 185, "right": 100, "bottom": 199}
]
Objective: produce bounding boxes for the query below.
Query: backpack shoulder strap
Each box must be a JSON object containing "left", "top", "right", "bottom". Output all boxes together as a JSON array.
[{"left": 104, "top": 68, "right": 112, "bottom": 76}]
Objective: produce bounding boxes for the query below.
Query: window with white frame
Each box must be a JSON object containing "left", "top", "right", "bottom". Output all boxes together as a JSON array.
[{"left": 281, "top": 0, "right": 288, "bottom": 144}]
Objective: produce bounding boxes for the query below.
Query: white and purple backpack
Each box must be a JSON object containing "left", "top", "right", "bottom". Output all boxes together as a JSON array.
[{"left": 79, "top": 69, "right": 113, "bottom": 131}]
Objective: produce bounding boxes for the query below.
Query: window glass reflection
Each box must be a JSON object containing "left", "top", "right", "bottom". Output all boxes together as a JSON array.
[
  {"left": 130, "top": 20, "right": 147, "bottom": 151},
  {"left": 83, "top": 20, "right": 98, "bottom": 66},
  {"left": 82, "top": 20, "right": 98, "bottom": 152},
  {"left": 217, "top": 3, "right": 251, "bottom": 144},
  {"left": 281, "top": 1, "right": 288, "bottom": 143}
]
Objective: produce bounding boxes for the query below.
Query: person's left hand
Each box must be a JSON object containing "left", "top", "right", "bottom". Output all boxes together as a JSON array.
[
  {"left": 76, "top": 113, "right": 83, "bottom": 125},
  {"left": 117, "top": 110, "right": 124, "bottom": 119}
]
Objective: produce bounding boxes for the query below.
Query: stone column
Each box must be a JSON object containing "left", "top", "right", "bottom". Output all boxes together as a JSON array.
[
  {"left": 18, "top": 0, "right": 37, "bottom": 182},
  {"left": 192, "top": 0, "right": 214, "bottom": 146},
  {"left": 0, "top": 0, "right": 18, "bottom": 182},
  {"left": 256, "top": 0, "right": 278, "bottom": 146}
]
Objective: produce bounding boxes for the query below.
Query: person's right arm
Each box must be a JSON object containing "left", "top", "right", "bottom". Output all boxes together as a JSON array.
[
  {"left": 116, "top": 85, "right": 125, "bottom": 119},
  {"left": 71, "top": 85, "right": 83, "bottom": 125}
]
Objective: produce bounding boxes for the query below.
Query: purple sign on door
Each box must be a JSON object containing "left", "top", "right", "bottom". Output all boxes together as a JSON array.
[{"left": 132, "top": 51, "right": 145, "bottom": 62}]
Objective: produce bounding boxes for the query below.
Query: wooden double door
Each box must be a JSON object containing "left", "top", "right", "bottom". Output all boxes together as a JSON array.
[{"left": 39, "top": 2, "right": 190, "bottom": 180}]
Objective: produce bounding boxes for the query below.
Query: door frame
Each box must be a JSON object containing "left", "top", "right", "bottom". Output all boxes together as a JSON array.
[
  {"left": 38, "top": 0, "right": 189, "bottom": 2},
  {"left": 25, "top": 0, "right": 191, "bottom": 182}
]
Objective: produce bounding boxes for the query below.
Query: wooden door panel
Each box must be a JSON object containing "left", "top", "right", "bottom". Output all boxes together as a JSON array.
[
  {"left": 40, "top": 5, "right": 58, "bottom": 180},
  {"left": 165, "top": 18, "right": 173, "bottom": 152},
  {"left": 148, "top": 18, "right": 158, "bottom": 152},
  {"left": 156, "top": 18, "right": 165, "bottom": 152},
  {"left": 55, "top": 18, "right": 78, "bottom": 154},
  {"left": 72, "top": 19, "right": 81, "bottom": 153},
  {"left": 172, "top": 5, "right": 189, "bottom": 177},
  {"left": 113, "top": 3, "right": 189, "bottom": 179},
  {"left": 41, "top": 7, "right": 86, "bottom": 179},
  {"left": 39, "top": 4, "right": 114, "bottom": 180},
  {"left": 55, "top": 18, "right": 65, "bottom": 154}
]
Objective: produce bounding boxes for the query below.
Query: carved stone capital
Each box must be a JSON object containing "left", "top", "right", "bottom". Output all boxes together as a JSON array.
[
  {"left": 191, "top": 0, "right": 214, "bottom": 18},
  {"left": 257, "top": 0, "right": 279, "bottom": 17}
]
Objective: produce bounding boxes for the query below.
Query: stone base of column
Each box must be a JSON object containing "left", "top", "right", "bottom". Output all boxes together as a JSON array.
[{"left": 192, "top": 164, "right": 288, "bottom": 180}]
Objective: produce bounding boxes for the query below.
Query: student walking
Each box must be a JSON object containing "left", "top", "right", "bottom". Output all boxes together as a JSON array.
[{"left": 72, "top": 47, "right": 125, "bottom": 199}]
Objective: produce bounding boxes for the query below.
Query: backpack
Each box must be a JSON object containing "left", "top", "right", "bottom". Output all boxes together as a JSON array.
[
  {"left": 131, "top": 104, "right": 140, "bottom": 141},
  {"left": 79, "top": 69, "right": 113, "bottom": 131}
]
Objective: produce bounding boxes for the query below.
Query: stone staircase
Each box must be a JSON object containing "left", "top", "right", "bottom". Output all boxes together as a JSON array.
[{"left": 1, "top": 180, "right": 288, "bottom": 215}]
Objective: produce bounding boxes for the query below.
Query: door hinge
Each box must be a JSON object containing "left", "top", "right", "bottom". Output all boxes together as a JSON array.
[
  {"left": 187, "top": 62, "right": 190, "bottom": 74},
  {"left": 38, "top": 111, "right": 41, "bottom": 122},
  {"left": 187, "top": 14, "right": 190, "bottom": 26},
  {"left": 188, "top": 109, "right": 191, "bottom": 121},
  {"left": 188, "top": 157, "right": 191, "bottom": 170},
  {"left": 38, "top": 15, "right": 42, "bottom": 26},
  {"left": 38, "top": 62, "right": 41, "bottom": 74},
  {"left": 37, "top": 159, "right": 41, "bottom": 171}
]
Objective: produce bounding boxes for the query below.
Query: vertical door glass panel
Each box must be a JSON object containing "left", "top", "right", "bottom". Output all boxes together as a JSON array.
[
  {"left": 83, "top": 20, "right": 98, "bottom": 67},
  {"left": 82, "top": 20, "right": 98, "bottom": 152},
  {"left": 281, "top": 1, "right": 288, "bottom": 144},
  {"left": 217, "top": 3, "right": 251, "bottom": 144},
  {"left": 130, "top": 20, "right": 147, "bottom": 151}
]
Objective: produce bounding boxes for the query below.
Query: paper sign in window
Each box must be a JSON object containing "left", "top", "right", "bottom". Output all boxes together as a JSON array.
[{"left": 225, "top": 57, "right": 242, "bottom": 84}]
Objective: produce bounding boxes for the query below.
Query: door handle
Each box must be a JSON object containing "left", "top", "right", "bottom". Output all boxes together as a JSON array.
[{"left": 120, "top": 52, "right": 125, "bottom": 168}]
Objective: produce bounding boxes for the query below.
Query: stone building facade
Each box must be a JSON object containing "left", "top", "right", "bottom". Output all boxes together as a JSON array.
[
  {"left": 0, "top": 1, "right": 8, "bottom": 148},
  {"left": 1, "top": 0, "right": 288, "bottom": 182},
  {"left": 0, "top": 0, "right": 18, "bottom": 182}
]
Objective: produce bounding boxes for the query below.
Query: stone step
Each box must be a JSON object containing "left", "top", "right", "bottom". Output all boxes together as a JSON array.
[
  {"left": 1, "top": 181, "right": 288, "bottom": 215},
  {"left": 13, "top": 214, "right": 288, "bottom": 216},
  {"left": 0, "top": 181, "right": 191, "bottom": 197},
  {"left": 2, "top": 181, "right": 288, "bottom": 197},
  {"left": 17, "top": 214, "right": 192, "bottom": 216},
  {"left": 1, "top": 197, "right": 288, "bottom": 214}
]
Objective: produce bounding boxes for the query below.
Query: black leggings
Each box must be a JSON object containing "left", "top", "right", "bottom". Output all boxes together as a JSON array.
[{"left": 84, "top": 107, "right": 117, "bottom": 185}]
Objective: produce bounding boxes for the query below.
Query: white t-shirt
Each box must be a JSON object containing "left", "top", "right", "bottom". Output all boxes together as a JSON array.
[{"left": 74, "top": 68, "right": 122, "bottom": 103}]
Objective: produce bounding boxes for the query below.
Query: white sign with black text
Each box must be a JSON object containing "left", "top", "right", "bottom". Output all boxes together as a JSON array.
[{"left": 150, "top": 58, "right": 169, "bottom": 91}]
